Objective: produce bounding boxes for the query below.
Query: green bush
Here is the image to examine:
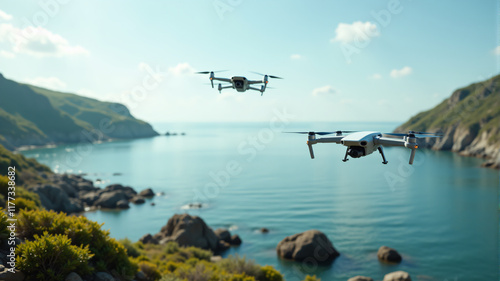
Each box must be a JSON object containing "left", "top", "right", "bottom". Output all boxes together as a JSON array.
[
  {"left": 218, "top": 255, "right": 261, "bottom": 277},
  {"left": 16, "top": 232, "right": 93, "bottom": 281},
  {"left": 0, "top": 208, "right": 9, "bottom": 242},
  {"left": 17, "top": 209, "right": 137, "bottom": 278},
  {"left": 259, "top": 265, "right": 283, "bottom": 281},
  {"left": 119, "top": 238, "right": 141, "bottom": 258},
  {"left": 138, "top": 260, "right": 162, "bottom": 281},
  {"left": 14, "top": 198, "right": 39, "bottom": 211}
]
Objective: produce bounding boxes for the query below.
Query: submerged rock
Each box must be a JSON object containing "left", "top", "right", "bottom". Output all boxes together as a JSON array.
[
  {"left": 348, "top": 276, "right": 373, "bottom": 281},
  {"left": 276, "top": 229, "right": 339, "bottom": 265},
  {"left": 383, "top": 271, "right": 411, "bottom": 281},
  {"left": 377, "top": 246, "right": 402, "bottom": 263}
]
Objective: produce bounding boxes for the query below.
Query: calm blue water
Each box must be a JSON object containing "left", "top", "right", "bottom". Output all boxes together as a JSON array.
[{"left": 20, "top": 122, "right": 499, "bottom": 281}]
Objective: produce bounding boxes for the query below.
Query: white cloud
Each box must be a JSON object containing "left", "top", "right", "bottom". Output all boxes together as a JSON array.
[
  {"left": 0, "top": 10, "right": 12, "bottom": 21},
  {"left": 168, "top": 62, "right": 194, "bottom": 76},
  {"left": 390, "top": 66, "right": 412, "bottom": 78},
  {"left": 290, "top": 54, "right": 301, "bottom": 60},
  {"left": 331, "top": 21, "right": 379, "bottom": 43},
  {"left": 0, "top": 50, "right": 15, "bottom": 58},
  {"left": 312, "top": 85, "right": 337, "bottom": 96},
  {"left": 0, "top": 23, "right": 89, "bottom": 57},
  {"left": 369, "top": 73, "right": 382, "bottom": 79},
  {"left": 494, "top": 46, "right": 500, "bottom": 55},
  {"left": 24, "top": 76, "right": 67, "bottom": 91}
]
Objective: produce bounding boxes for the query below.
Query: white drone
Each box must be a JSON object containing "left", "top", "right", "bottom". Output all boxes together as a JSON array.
[
  {"left": 196, "top": 71, "right": 282, "bottom": 96},
  {"left": 288, "top": 130, "right": 442, "bottom": 165}
]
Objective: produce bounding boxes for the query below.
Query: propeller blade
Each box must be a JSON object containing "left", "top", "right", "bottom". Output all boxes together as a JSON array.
[
  {"left": 195, "top": 70, "right": 228, "bottom": 74},
  {"left": 384, "top": 132, "right": 442, "bottom": 138},
  {"left": 250, "top": 71, "right": 283, "bottom": 79}
]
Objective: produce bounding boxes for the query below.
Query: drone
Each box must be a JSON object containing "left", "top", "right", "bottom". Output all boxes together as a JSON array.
[
  {"left": 196, "top": 71, "right": 282, "bottom": 96},
  {"left": 288, "top": 130, "right": 442, "bottom": 165}
]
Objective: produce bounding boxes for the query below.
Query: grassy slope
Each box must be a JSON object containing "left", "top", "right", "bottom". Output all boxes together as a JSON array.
[
  {"left": 396, "top": 74, "right": 500, "bottom": 144},
  {"left": 0, "top": 73, "right": 158, "bottom": 149}
]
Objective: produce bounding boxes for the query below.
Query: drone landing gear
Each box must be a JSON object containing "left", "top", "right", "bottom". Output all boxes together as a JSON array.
[
  {"left": 378, "top": 147, "right": 388, "bottom": 164},
  {"left": 342, "top": 148, "right": 349, "bottom": 162}
]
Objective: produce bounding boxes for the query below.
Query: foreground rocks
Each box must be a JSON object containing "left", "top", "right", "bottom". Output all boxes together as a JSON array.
[
  {"left": 140, "top": 214, "right": 241, "bottom": 254},
  {"left": 276, "top": 229, "right": 339, "bottom": 265},
  {"left": 27, "top": 173, "right": 154, "bottom": 213},
  {"left": 383, "top": 271, "right": 411, "bottom": 281},
  {"left": 348, "top": 276, "right": 373, "bottom": 281},
  {"left": 377, "top": 246, "right": 402, "bottom": 263}
]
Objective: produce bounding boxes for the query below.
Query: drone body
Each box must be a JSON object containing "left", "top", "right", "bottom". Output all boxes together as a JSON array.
[
  {"left": 291, "top": 130, "right": 441, "bottom": 165},
  {"left": 196, "top": 71, "right": 282, "bottom": 96}
]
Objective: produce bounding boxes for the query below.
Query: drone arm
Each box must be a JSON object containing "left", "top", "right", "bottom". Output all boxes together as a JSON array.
[
  {"left": 374, "top": 136, "right": 405, "bottom": 147},
  {"left": 314, "top": 137, "right": 343, "bottom": 144},
  {"left": 248, "top": 80, "right": 264, "bottom": 85},
  {"left": 248, "top": 86, "right": 263, "bottom": 92},
  {"left": 212, "top": 77, "right": 232, "bottom": 83}
]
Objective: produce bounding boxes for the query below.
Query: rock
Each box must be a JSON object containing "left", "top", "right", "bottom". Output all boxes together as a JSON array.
[
  {"left": 217, "top": 240, "right": 230, "bottom": 252},
  {"left": 95, "top": 272, "right": 115, "bottom": 281},
  {"left": 383, "top": 271, "right": 411, "bottom": 281},
  {"left": 139, "top": 233, "right": 158, "bottom": 244},
  {"left": 66, "top": 272, "right": 83, "bottom": 281},
  {"left": 377, "top": 246, "right": 402, "bottom": 263},
  {"left": 348, "top": 276, "right": 374, "bottom": 281},
  {"left": 135, "top": 271, "right": 147, "bottom": 281},
  {"left": 154, "top": 214, "right": 219, "bottom": 251},
  {"left": 79, "top": 191, "right": 100, "bottom": 205},
  {"left": 131, "top": 196, "right": 146, "bottom": 204},
  {"left": 210, "top": 255, "right": 222, "bottom": 262},
  {"left": 0, "top": 267, "right": 25, "bottom": 281},
  {"left": 56, "top": 181, "right": 77, "bottom": 197},
  {"left": 116, "top": 199, "right": 130, "bottom": 209},
  {"left": 276, "top": 230, "right": 339, "bottom": 265},
  {"left": 100, "top": 184, "right": 137, "bottom": 200},
  {"left": 260, "top": 227, "right": 270, "bottom": 233},
  {"left": 76, "top": 181, "right": 95, "bottom": 191},
  {"left": 151, "top": 202, "right": 156, "bottom": 206},
  {"left": 94, "top": 191, "right": 129, "bottom": 208},
  {"left": 214, "top": 228, "right": 231, "bottom": 243},
  {"left": 139, "top": 188, "right": 155, "bottom": 197},
  {"left": 30, "top": 184, "right": 84, "bottom": 213},
  {"left": 230, "top": 234, "right": 242, "bottom": 246}
]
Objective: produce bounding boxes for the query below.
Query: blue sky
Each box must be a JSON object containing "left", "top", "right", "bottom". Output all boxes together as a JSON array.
[{"left": 0, "top": 1, "right": 498, "bottom": 123}]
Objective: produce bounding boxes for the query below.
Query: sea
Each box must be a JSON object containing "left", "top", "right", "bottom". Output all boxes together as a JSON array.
[{"left": 19, "top": 122, "right": 499, "bottom": 281}]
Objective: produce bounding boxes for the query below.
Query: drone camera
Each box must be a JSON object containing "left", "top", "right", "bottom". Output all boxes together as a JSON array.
[{"left": 347, "top": 146, "right": 365, "bottom": 158}]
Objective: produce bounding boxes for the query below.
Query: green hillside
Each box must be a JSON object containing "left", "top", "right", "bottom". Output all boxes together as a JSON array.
[
  {"left": 395, "top": 74, "right": 500, "bottom": 167},
  {"left": 0, "top": 73, "right": 158, "bottom": 150}
]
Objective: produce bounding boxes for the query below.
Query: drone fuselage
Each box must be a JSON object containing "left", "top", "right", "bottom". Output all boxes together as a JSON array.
[
  {"left": 231, "top": 76, "right": 249, "bottom": 92},
  {"left": 339, "top": 131, "right": 382, "bottom": 158}
]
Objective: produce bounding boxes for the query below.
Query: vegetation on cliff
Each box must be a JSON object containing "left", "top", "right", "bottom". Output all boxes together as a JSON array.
[{"left": 0, "top": 73, "right": 158, "bottom": 150}]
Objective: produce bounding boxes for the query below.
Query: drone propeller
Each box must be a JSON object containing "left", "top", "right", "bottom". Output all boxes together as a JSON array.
[
  {"left": 195, "top": 70, "right": 228, "bottom": 74},
  {"left": 384, "top": 131, "right": 442, "bottom": 138},
  {"left": 286, "top": 130, "right": 356, "bottom": 136},
  {"left": 250, "top": 71, "right": 283, "bottom": 79}
]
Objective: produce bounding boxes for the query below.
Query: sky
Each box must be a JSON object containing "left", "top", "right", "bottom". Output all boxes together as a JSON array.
[{"left": 0, "top": 0, "right": 498, "bottom": 123}]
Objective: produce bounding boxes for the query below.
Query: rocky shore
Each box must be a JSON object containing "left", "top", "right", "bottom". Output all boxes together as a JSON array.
[{"left": 26, "top": 173, "right": 154, "bottom": 213}]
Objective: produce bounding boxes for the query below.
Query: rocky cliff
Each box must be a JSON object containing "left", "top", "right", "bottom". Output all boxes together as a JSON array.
[
  {"left": 0, "top": 73, "right": 159, "bottom": 150},
  {"left": 395, "top": 74, "right": 500, "bottom": 168}
]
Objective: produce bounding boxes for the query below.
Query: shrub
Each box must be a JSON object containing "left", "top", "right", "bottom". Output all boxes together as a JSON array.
[
  {"left": 259, "top": 265, "right": 283, "bottom": 281},
  {"left": 218, "top": 255, "right": 261, "bottom": 277},
  {"left": 0, "top": 208, "right": 9, "bottom": 242},
  {"left": 14, "top": 198, "right": 39, "bottom": 211},
  {"left": 16, "top": 232, "right": 93, "bottom": 281},
  {"left": 138, "top": 260, "right": 162, "bottom": 281},
  {"left": 120, "top": 238, "right": 141, "bottom": 257},
  {"left": 17, "top": 209, "right": 137, "bottom": 278},
  {"left": 302, "top": 275, "right": 321, "bottom": 281}
]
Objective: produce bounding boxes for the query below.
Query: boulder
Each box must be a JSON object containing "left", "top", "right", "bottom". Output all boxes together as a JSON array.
[
  {"left": 139, "top": 188, "right": 155, "bottom": 197},
  {"left": 154, "top": 214, "right": 219, "bottom": 251},
  {"left": 116, "top": 200, "right": 130, "bottom": 209},
  {"left": 30, "top": 184, "right": 84, "bottom": 213},
  {"left": 230, "top": 234, "right": 242, "bottom": 245},
  {"left": 79, "top": 191, "right": 100, "bottom": 205},
  {"left": 377, "top": 246, "right": 402, "bottom": 263},
  {"left": 95, "top": 272, "right": 115, "bottom": 281},
  {"left": 0, "top": 267, "right": 25, "bottom": 281},
  {"left": 383, "top": 271, "right": 411, "bottom": 281},
  {"left": 94, "top": 191, "right": 128, "bottom": 208},
  {"left": 139, "top": 233, "right": 158, "bottom": 244},
  {"left": 131, "top": 196, "right": 146, "bottom": 204},
  {"left": 214, "top": 228, "right": 231, "bottom": 243},
  {"left": 218, "top": 240, "right": 231, "bottom": 252},
  {"left": 276, "top": 230, "right": 339, "bottom": 265},
  {"left": 100, "top": 184, "right": 137, "bottom": 200},
  {"left": 260, "top": 227, "right": 270, "bottom": 233},
  {"left": 348, "top": 276, "right": 373, "bottom": 281},
  {"left": 65, "top": 272, "right": 83, "bottom": 281}
]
